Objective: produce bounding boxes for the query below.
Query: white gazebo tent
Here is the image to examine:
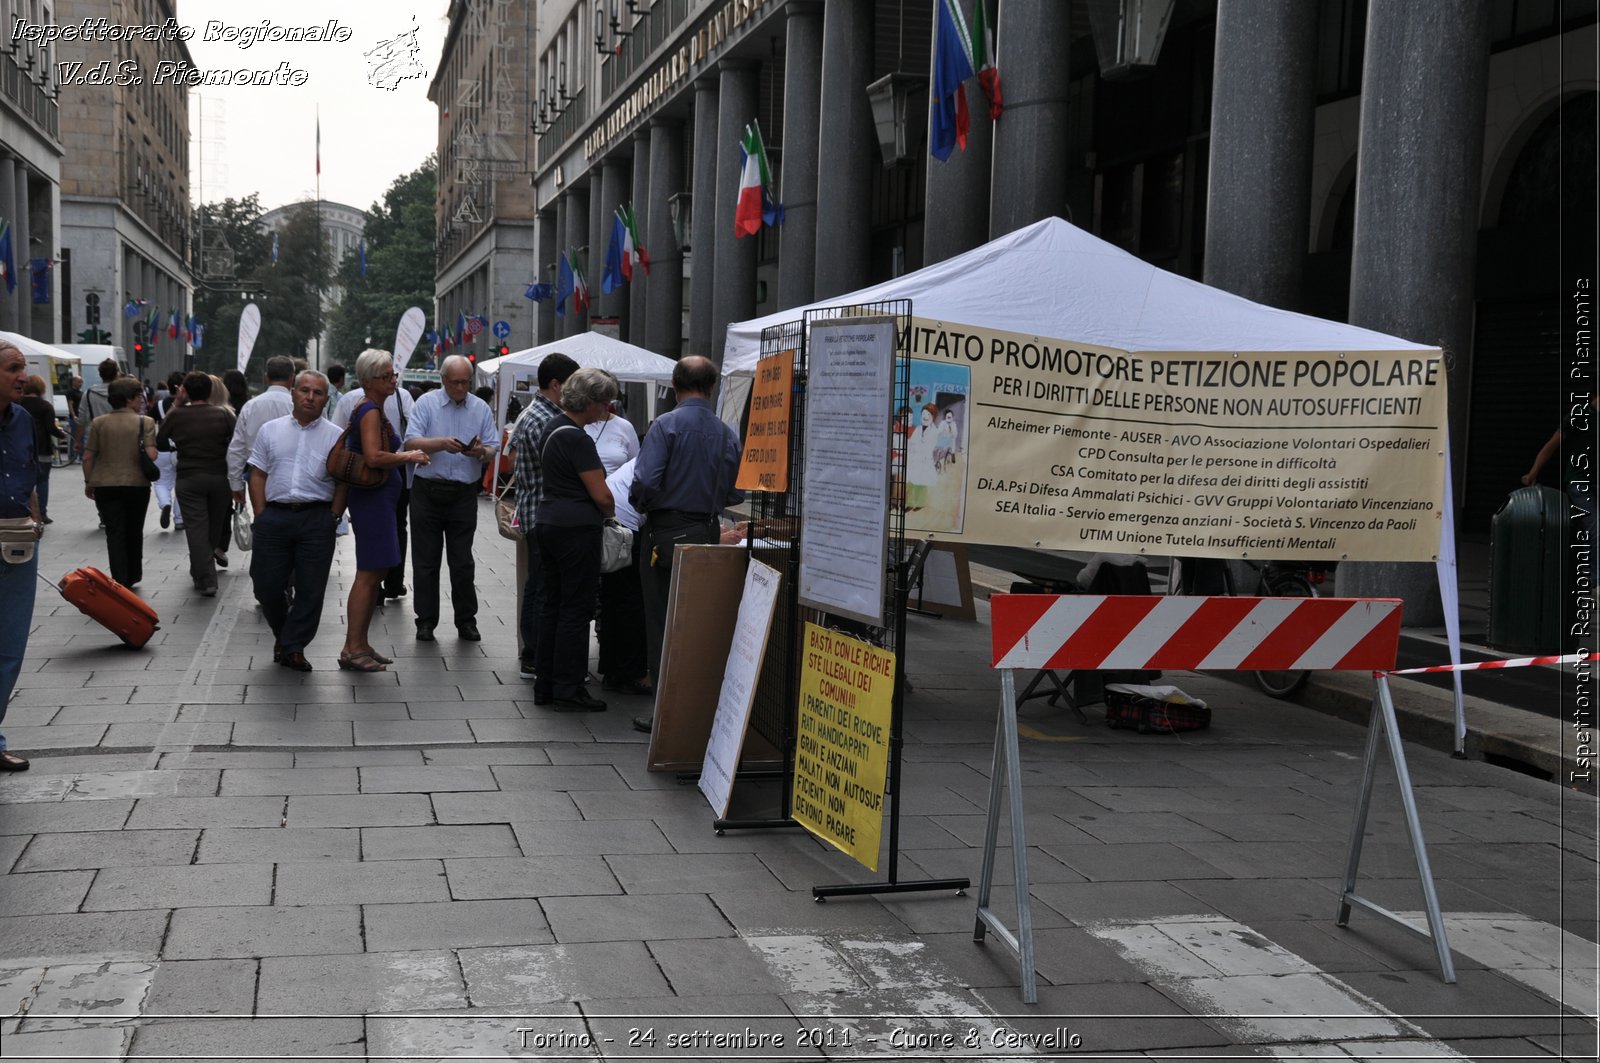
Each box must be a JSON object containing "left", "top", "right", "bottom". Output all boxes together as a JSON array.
[
  {"left": 720, "top": 216, "right": 1467, "bottom": 747},
  {"left": 479, "top": 330, "right": 679, "bottom": 427}
]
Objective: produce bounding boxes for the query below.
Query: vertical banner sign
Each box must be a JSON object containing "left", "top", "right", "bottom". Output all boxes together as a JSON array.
[
  {"left": 393, "top": 306, "right": 427, "bottom": 382},
  {"left": 699, "top": 558, "right": 783, "bottom": 817},
  {"left": 735, "top": 350, "right": 793, "bottom": 491},
  {"left": 792, "top": 622, "right": 895, "bottom": 870},
  {"left": 799, "top": 317, "right": 896, "bottom": 626},
  {"left": 236, "top": 302, "right": 262, "bottom": 376}
]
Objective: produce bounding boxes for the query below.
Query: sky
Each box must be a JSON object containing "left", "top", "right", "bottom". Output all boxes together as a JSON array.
[{"left": 181, "top": 1, "right": 450, "bottom": 213}]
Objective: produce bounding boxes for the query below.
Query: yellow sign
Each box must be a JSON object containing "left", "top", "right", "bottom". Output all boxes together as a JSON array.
[
  {"left": 792, "top": 622, "right": 894, "bottom": 870},
  {"left": 735, "top": 350, "right": 792, "bottom": 492},
  {"left": 898, "top": 318, "right": 1449, "bottom": 561}
]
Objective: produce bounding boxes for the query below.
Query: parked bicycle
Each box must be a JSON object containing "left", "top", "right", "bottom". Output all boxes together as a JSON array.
[{"left": 1165, "top": 557, "right": 1334, "bottom": 698}]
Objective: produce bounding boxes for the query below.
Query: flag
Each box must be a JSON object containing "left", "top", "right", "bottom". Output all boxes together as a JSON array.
[
  {"left": 734, "top": 122, "right": 783, "bottom": 237},
  {"left": 28, "top": 258, "right": 48, "bottom": 304},
  {"left": 146, "top": 305, "right": 161, "bottom": 342},
  {"left": 602, "top": 212, "right": 626, "bottom": 294},
  {"left": 930, "top": 0, "right": 975, "bottom": 161},
  {"left": 191, "top": 322, "right": 204, "bottom": 350},
  {"left": 358, "top": 238, "right": 367, "bottom": 278},
  {"left": 620, "top": 203, "right": 649, "bottom": 277},
  {"left": 555, "top": 252, "right": 574, "bottom": 318},
  {"left": 184, "top": 316, "right": 195, "bottom": 343},
  {"left": 971, "top": 0, "right": 1002, "bottom": 120},
  {"left": 271, "top": 231, "right": 279, "bottom": 266},
  {"left": 168, "top": 310, "right": 179, "bottom": 338},
  {"left": 571, "top": 250, "right": 589, "bottom": 314},
  {"left": 524, "top": 281, "right": 553, "bottom": 301},
  {"left": 124, "top": 299, "right": 140, "bottom": 319},
  {"left": 0, "top": 221, "right": 13, "bottom": 295}
]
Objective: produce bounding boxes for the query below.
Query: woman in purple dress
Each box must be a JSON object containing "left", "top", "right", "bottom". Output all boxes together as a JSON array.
[{"left": 339, "top": 349, "right": 429, "bottom": 672}]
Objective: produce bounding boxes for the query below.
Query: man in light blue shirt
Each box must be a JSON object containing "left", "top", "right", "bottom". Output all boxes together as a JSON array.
[{"left": 403, "top": 355, "right": 498, "bottom": 641}]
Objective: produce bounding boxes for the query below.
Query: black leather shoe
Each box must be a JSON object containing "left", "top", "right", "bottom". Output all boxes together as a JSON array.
[
  {"left": 272, "top": 642, "right": 283, "bottom": 664},
  {"left": 553, "top": 689, "right": 606, "bottom": 712},
  {"left": 457, "top": 623, "right": 481, "bottom": 641},
  {"left": 385, "top": 584, "right": 408, "bottom": 599},
  {"left": 532, "top": 691, "right": 553, "bottom": 706},
  {"left": 278, "top": 651, "right": 313, "bottom": 672},
  {"left": 416, "top": 624, "right": 435, "bottom": 642},
  {"left": 632, "top": 714, "right": 653, "bottom": 733}
]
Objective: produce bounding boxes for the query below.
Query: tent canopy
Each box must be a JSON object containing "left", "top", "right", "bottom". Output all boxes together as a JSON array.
[
  {"left": 722, "top": 216, "right": 1432, "bottom": 375},
  {"left": 484, "top": 330, "right": 678, "bottom": 426},
  {"left": 2, "top": 331, "right": 81, "bottom": 365}
]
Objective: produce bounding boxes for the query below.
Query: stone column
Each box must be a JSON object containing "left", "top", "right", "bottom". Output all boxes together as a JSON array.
[
  {"left": 552, "top": 196, "right": 568, "bottom": 337},
  {"left": 712, "top": 61, "right": 759, "bottom": 367},
  {"left": 588, "top": 172, "right": 606, "bottom": 332},
  {"left": 0, "top": 158, "right": 16, "bottom": 332},
  {"left": 777, "top": 1, "right": 823, "bottom": 308},
  {"left": 536, "top": 208, "right": 557, "bottom": 345},
  {"left": 1204, "top": 0, "right": 1317, "bottom": 309},
  {"left": 598, "top": 158, "right": 630, "bottom": 332},
  {"left": 646, "top": 118, "right": 685, "bottom": 362},
  {"left": 1339, "top": 0, "right": 1491, "bottom": 623},
  {"left": 628, "top": 129, "right": 651, "bottom": 345},
  {"left": 562, "top": 186, "right": 589, "bottom": 336},
  {"left": 12, "top": 162, "right": 31, "bottom": 335},
  {"left": 989, "top": 0, "right": 1072, "bottom": 238},
  {"left": 688, "top": 78, "right": 719, "bottom": 360},
  {"left": 813, "top": 0, "right": 874, "bottom": 299},
  {"left": 925, "top": 0, "right": 995, "bottom": 266}
]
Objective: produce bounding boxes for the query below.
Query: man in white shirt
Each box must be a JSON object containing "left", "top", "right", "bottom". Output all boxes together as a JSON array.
[
  {"left": 402, "top": 355, "right": 498, "bottom": 642},
  {"left": 227, "top": 355, "right": 296, "bottom": 508},
  {"left": 333, "top": 379, "right": 416, "bottom": 599},
  {"left": 246, "top": 371, "right": 346, "bottom": 672}
]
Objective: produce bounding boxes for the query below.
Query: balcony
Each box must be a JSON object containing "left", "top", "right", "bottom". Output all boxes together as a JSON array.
[
  {"left": 0, "top": 49, "right": 58, "bottom": 140},
  {"left": 599, "top": 0, "right": 695, "bottom": 100},
  {"left": 536, "top": 85, "right": 587, "bottom": 168}
]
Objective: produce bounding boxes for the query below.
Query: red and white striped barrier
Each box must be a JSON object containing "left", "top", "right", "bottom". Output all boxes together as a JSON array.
[
  {"left": 990, "top": 595, "right": 1403, "bottom": 673},
  {"left": 1385, "top": 651, "right": 1600, "bottom": 676}
]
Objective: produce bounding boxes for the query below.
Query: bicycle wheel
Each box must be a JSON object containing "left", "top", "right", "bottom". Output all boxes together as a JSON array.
[{"left": 1253, "top": 571, "right": 1315, "bottom": 698}]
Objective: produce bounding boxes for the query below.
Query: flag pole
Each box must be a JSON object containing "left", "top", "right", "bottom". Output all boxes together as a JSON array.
[{"left": 315, "top": 105, "right": 323, "bottom": 370}]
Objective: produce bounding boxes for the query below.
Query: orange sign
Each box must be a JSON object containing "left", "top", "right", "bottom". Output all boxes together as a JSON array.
[{"left": 735, "top": 350, "right": 793, "bottom": 492}]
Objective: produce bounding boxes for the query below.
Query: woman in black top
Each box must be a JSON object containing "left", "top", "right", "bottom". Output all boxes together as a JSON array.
[
  {"left": 17, "top": 376, "right": 64, "bottom": 522},
  {"left": 532, "top": 368, "right": 617, "bottom": 711}
]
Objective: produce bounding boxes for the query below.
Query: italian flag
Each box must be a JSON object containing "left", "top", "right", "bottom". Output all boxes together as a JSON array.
[
  {"left": 734, "top": 124, "right": 768, "bottom": 238},
  {"left": 971, "top": 0, "right": 1002, "bottom": 120},
  {"left": 620, "top": 203, "right": 649, "bottom": 278},
  {"left": 571, "top": 250, "right": 590, "bottom": 313}
]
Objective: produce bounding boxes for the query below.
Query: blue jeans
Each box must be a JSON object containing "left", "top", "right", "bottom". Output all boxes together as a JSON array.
[{"left": 0, "top": 545, "right": 39, "bottom": 752}]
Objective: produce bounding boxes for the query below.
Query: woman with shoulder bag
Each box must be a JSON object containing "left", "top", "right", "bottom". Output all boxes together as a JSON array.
[
  {"left": 17, "top": 376, "right": 63, "bottom": 524},
  {"left": 532, "top": 368, "right": 618, "bottom": 711},
  {"left": 338, "top": 350, "right": 429, "bottom": 672},
  {"left": 82, "top": 377, "right": 158, "bottom": 589},
  {"left": 583, "top": 377, "right": 650, "bottom": 697}
]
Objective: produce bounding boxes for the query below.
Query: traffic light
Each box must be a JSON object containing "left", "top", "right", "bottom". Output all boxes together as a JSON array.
[
  {"left": 132, "top": 320, "right": 148, "bottom": 367},
  {"left": 467, "top": 351, "right": 477, "bottom": 364},
  {"left": 496, "top": 344, "right": 509, "bottom": 357}
]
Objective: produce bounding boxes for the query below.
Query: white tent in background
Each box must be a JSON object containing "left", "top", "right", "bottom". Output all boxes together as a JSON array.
[
  {"left": 482, "top": 330, "right": 679, "bottom": 426},
  {"left": 720, "top": 215, "right": 1466, "bottom": 751}
]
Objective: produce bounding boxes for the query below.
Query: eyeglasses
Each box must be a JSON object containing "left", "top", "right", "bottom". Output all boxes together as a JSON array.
[{"left": 375, "top": 372, "right": 397, "bottom": 381}]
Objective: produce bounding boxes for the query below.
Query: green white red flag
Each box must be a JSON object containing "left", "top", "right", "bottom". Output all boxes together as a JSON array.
[{"left": 971, "top": 0, "right": 1002, "bottom": 120}]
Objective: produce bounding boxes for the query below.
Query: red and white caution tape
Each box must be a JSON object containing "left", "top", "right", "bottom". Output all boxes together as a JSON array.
[{"left": 1383, "top": 651, "right": 1600, "bottom": 676}]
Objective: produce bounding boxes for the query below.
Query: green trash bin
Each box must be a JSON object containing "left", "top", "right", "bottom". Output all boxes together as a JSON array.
[{"left": 1488, "top": 485, "right": 1569, "bottom": 654}]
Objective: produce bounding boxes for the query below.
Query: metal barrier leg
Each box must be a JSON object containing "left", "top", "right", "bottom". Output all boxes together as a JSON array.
[
  {"left": 972, "top": 669, "right": 1038, "bottom": 1004},
  {"left": 1337, "top": 674, "right": 1456, "bottom": 984}
]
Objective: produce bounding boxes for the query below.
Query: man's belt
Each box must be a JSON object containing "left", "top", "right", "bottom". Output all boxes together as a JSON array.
[
  {"left": 415, "top": 476, "right": 480, "bottom": 490},
  {"left": 266, "top": 499, "right": 333, "bottom": 512},
  {"left": 649, "top": 508, "right": 718, "bottom": 524}
]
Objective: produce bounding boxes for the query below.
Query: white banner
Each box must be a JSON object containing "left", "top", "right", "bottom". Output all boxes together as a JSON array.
[
  {"left": 393, "top": 306, "right": 427, "bottom": 383},
  {"left": 235, "top": 302, "right": 261, "bottom": 376}
]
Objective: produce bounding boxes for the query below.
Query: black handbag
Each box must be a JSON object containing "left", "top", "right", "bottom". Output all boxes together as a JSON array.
[{"left": 137, "top": 422, "right": 160, "bottom": 482}]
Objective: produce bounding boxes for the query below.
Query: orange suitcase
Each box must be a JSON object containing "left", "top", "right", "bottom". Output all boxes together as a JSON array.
[{"left": 55, "top": 567, "right": 160, "bottom": 648}]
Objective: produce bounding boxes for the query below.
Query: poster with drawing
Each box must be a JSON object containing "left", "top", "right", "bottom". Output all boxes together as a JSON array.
[{"left": 900, "top": 361, "right": 971, "bottom": 536}]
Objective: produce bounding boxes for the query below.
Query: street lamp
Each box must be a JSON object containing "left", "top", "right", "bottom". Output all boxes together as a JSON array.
[
  {"left": 667, "top": 192, "right": 692, "bottom": 252},
  {"left": 866, "top": 72, "right": 927, "bottom": 167}
]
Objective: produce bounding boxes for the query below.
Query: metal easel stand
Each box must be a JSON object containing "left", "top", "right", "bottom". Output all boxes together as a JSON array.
[
  {"left": 972, "top": 668, "right": 1038, "bottom": 1004},
  {"left": 1336, "top": 672, "right": 1456, "bottom": 984}
]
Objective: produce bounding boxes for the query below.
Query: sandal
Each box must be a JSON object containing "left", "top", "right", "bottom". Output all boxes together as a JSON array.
[
  {"left": 365, "top": 649, "right": 395, "bottom": 665},
  {"left": 337, "top": 651, "right": 386, "bottom": 672}
]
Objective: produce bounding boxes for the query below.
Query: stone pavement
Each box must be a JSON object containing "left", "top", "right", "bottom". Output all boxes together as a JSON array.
[{"left": 0, "top": 482, "right": 1596, "bottom": 1060}]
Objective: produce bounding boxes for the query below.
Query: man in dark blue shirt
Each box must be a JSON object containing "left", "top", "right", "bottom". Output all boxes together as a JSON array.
[
  {"left": 629, "top": 355, "right": 743, "bottom": 732},
  {"left": 0, "top": 341, "right": 41, "bottom": 770}
]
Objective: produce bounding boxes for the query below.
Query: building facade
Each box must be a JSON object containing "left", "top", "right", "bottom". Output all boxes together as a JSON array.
[
  {"left": 55, "top": 0, "right": 192, "bottom": 378},
  {"left": 430, "top": 0, "right": 538, "bottom": 355},
  {"left": 0, "top": 0, "right": 63, "bottom": 342},
  {"left": 437, "top": 0, "right": 1596, "bottom": 541},
  {"left": 259, "top": 198, "right": 368, "bottom": 368}
]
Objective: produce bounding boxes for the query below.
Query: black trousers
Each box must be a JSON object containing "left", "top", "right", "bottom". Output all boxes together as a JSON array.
[
  {"left": 175, "top": 473, "right": 231, "bottom": 587},
  {"left": 249, "top": 505, "right": 337, "bottom": 653},
  {"left": 409, "top": 477, "right": 480, "bottom": 628},
  {"left": 638, "top": 514, "right": 719, "bottom": 682},
  {"left": 94, "top": 485, "right": 150, "bottom": 586},
  {"left": 384, "top": 482, "right": 411, "bottom": 595},
  {"left": 518, "top": 529, "right": 544, "bottom": 665},
  {"left": 534, "top": 522, "right": 601, "bottom": 700},
  {"left": 597, "top": 531, "right": 647, "bottom": 683}
]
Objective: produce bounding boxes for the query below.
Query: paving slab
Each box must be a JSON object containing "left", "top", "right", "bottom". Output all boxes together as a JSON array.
[
  {"left": 142, "top": 957, "right": 259, "bottom": 1018},
  {"left": 543, "top": 893, "right": 736, "bottom": 943},
  {"left": 509, "top": 819, "right": 674, "bottom": 856},
  {"left": 124, "top": 795, "right": 285, "bottom": 829},
  {"left": 364, "top": 897, "right": 555, "bottom": 951},
  {"left": 606, "top": 853, "right": 789, "bottom": 895},
  {"left": 163, "top": 904, "right": 363, "bottom": 960},
  {"left": 459, "top": 940, "right": 676, "bottom": 1006},
  {"left": 194, "top": 826, "right": 359, "bottom": 863},
  {"left": 128, "top": 1016, "right": 366, "bottom": 1059},
  {"left": 0, "top": 870, "right": 94, "bottom": 916},
  {"left": 14, "top": 828, "right": 198, "bottom": 871},
  {"left": 362, "top": 823, "right": 521, "bottom": 860},
  {"left": 82, "top": 862, "right": 273, "bottom": 911},
  {"left": 434, "top": 789, "right": 581, "bottom": 823},
  {"left": 445, "top": 856, "right": 621, "bottom": 900},
  {"left": 358, "top": 763, "right": 498, "bottom": 793},
  {"left": 0, "top": 909, "right": 169, "bottom": 964},
  {"left": 285, "top": 792, "right": 436, "bottom": 827}
]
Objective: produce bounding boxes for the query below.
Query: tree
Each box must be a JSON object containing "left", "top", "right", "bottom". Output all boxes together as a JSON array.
[
  {"left": 248, "top": 202, "right": 330, "bottom": 366},
  {"left": 328, "top": 156, "right": 438, "bottom": 368},
  {"left": 192, "top": 194, "right": 271, "bottom": 374}
]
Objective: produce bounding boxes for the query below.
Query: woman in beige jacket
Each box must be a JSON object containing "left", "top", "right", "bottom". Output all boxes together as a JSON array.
[{"left": 82, "top": 376, "right": 158, "bottom": 589}]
